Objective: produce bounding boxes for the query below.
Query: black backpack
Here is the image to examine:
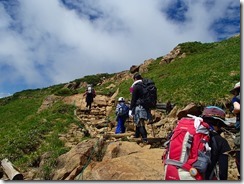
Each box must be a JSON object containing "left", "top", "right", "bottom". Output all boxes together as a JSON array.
[{"left": 138, "top": 78, "right": 157, "bottom": 109}]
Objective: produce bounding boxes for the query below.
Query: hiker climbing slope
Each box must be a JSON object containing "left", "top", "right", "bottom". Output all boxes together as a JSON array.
[
  {"left": 83, "top": 84, "right": 96, "bottom": 111},
  {"left": 163, "top": 106, "right": 231, "bottom": 180},
  {"left": 115, "top": 97, "right": 129, "bottom": 134},
  {"left": 129, "top": 73, "right": 157, "bottom": 143}
]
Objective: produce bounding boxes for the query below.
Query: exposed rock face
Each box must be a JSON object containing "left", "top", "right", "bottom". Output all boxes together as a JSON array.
[
  {"left": 52, "top": 139, "right": 98, "bottom": 180},
  {"left": 160, "top": 46, "right": 186, "bottom": 64},
  {"left": 79, "top": 142, "right": 164, "bottom": 180},
  {"left": 130, "top": 65, "right": 140, "bottom": 73},
  {"left": 38, "top": 95, "right": 62, "bottom": 113}
]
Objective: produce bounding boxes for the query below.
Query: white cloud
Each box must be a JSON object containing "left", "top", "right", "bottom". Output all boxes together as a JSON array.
[{"left": 0, "top": 0, "right": 240, "bottom": 95}]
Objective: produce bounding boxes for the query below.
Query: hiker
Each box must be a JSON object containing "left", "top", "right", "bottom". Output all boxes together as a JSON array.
[
  {"left": 230, "top": 81, "right": 240, "bottom": 179},
  {"left": 83, "top": 84, "right": 96, "bottom": 111},
  {"left": 115, "top": 97, "right": 129, "bottom": 134},
  {"left": 163, "top": 106, "right": 231, "bottom": 180},
  {"left": 129, "top": 73, "right": 154, "bottom": 143},
  {"left": 201, "top": 106, "right": 231, "bottom": 180}
]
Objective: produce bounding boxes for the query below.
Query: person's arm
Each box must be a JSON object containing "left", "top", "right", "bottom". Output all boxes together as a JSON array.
[
  {"left": 130, "top": 85, "right": 139, "bottom": 111},
  {"left": 115, "top": 104, "right": 120, "bottom": 115},
  {"left": 218, "top": 153, "right": 229, "bottom": 180},
  {"left": 233, "top": 101, "right": 240, "bottom": 114}
]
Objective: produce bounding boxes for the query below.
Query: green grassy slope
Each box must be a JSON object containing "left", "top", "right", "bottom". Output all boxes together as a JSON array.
[
  {"left": 118, "top": 35, "right": 240, "bottom": 106},
  {"left": 0, "top": 35, "right": 240, "bottom": 179}
]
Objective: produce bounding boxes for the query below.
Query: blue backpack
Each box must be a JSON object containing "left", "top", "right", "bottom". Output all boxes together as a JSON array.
[{"left": 117, "top": 103, "right": 129, "bottom": 117}]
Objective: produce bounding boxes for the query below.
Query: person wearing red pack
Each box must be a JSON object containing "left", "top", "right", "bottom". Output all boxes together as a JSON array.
[
  {"left": 163, "top": 106, "right": 231, "bottom": 180},
  {"left": 201, "top": 106, "right": 231, "bottom": 180}
]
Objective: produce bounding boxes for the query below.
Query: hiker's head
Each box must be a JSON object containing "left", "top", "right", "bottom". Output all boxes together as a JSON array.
[
  {"left": 133, "top": 73, "right": 142, "bottom": 81},
  {"left": 118, "top": 97, "right": 125, "bottom": 102},
  {"left": 201, "top": 106, "right": 228, "bottom": 129},
  {"left": 230, "top": 81, "right": 240, "bottom": 95}
]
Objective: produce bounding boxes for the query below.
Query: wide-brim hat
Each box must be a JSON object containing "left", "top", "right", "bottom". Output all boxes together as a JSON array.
[
  {"left": 230, "top": 82, "right": 240, "bottom": 94},
  {"left": 177, "top": 103, "right": 202, "bottom": 120},
  {"left": 201, "top": 106, "right": 229, "bottom": 127}
]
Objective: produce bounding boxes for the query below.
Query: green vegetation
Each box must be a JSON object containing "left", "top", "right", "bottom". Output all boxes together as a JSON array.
[
  {"left": 0, "top": 90, "right": 81, "bottom": 179},
  {"left": 54, "top": 88, "right": 79, "bottom": 96},
  {"left": 142, "top": 36, "right": 240, "bottom": 106},
  {"left": 74, "top": 73, "right": 115, "bottom": 87},
  {"left": 0, "top": 35, "right": 240, "bottom": 178}
]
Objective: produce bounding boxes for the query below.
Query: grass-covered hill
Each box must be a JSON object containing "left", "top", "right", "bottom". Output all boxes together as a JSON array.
[{"left": 0, "top": 35, "right": 240, "bottom": 178}]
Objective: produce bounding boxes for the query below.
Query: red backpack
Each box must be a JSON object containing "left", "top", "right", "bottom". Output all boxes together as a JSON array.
[{"left": 163, "top": 115, "right": 211, "bottom": 180}]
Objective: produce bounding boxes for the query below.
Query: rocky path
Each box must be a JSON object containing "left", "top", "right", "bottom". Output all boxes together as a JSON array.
[{"left": 14, "top": 93, "right": 240, "bottom": 180}]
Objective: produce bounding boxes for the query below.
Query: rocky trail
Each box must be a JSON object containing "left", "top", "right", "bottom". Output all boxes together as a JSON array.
[{"left": 1, "top": 93, "right": 240, "bottom": 180}]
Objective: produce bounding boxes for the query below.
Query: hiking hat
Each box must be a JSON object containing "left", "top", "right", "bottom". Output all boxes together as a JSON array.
[
  {"left": 230, "top": 81, "right": 240, "bottom": 94},
  {"left": 118, "top": 97, "right": 125, "bottom": 102},
  {"left": 201, "top": 106, "right": 229, "bottom": 126}
]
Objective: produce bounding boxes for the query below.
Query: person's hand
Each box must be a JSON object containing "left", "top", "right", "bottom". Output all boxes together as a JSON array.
[{"left": 129, "top": 110, "right": 133, "bottom": 118}]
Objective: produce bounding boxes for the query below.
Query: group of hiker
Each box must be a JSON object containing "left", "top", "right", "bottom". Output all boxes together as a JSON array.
[{"left": 83, "top": 73, "right": 240, "bottom": 180}]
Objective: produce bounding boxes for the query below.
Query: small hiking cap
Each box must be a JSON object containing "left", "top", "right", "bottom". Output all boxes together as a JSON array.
[
  {"left": 118, "top": 97, "right": 125, "bottom": 102},
  {"left": 201, "top": 106, "right": 229, "bottom": 126},
  {"left": 133, "top": 73, "right": 142, "bottom": 80},
  {"left": 230, "top": 81, "right": 240, "bottom": 94}
]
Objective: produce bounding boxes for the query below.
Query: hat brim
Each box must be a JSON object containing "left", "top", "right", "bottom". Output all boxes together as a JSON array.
[
  {"left": 230, "top": 86, "right": 240, "bottom": 94},
  {"left": 211, "top": 116, "right": 230, "bottom": 127}
]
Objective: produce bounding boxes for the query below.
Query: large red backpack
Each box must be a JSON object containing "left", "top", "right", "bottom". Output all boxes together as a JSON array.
[{"left": 163, "top": 115, "right": 211, "bottom": 180}]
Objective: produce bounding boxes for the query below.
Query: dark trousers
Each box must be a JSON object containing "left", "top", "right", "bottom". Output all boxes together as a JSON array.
[
  {"left": 86, "top": 101, "right": 92, "bottom": 110},
  {"left": 135, "top": 119, "right": 147, "bottom": 142}
]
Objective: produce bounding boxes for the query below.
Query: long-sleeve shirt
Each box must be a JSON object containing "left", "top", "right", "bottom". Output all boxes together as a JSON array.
[{"left": 130, "top": 80, "right": 143, "bottom": 111}]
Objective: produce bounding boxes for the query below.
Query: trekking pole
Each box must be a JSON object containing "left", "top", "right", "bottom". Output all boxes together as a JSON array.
[
  {"left": 148, "top": 119, "right": 155, "bottom": 138},
  {"left": 151, "top": 124, "right": 155, "bottom": 138}
]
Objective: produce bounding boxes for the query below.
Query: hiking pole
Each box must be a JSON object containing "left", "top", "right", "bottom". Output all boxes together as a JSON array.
[
  {"left": 151, "top": 124, "right": 155, "bottom": 138},
  {"left": 149, "top": 120, "right": 155, "bottom": 138}
]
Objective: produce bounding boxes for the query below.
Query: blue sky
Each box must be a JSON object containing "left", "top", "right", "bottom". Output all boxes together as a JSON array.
[{"left": 0, "top": 0, "right": 241, "bottom": 98}]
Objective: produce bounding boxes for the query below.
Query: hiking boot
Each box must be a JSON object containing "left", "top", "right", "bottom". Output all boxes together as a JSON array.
[
  {"left": 143, "top": 140, "right": 148, "bottom": 144},
  {"left": 142, "top": 138, "right": 148, "bottom": 143}
]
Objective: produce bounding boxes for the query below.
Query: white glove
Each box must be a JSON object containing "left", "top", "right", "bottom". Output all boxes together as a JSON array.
[{"left": 129, "top": 110, "right": 133, "bottom": 117}]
